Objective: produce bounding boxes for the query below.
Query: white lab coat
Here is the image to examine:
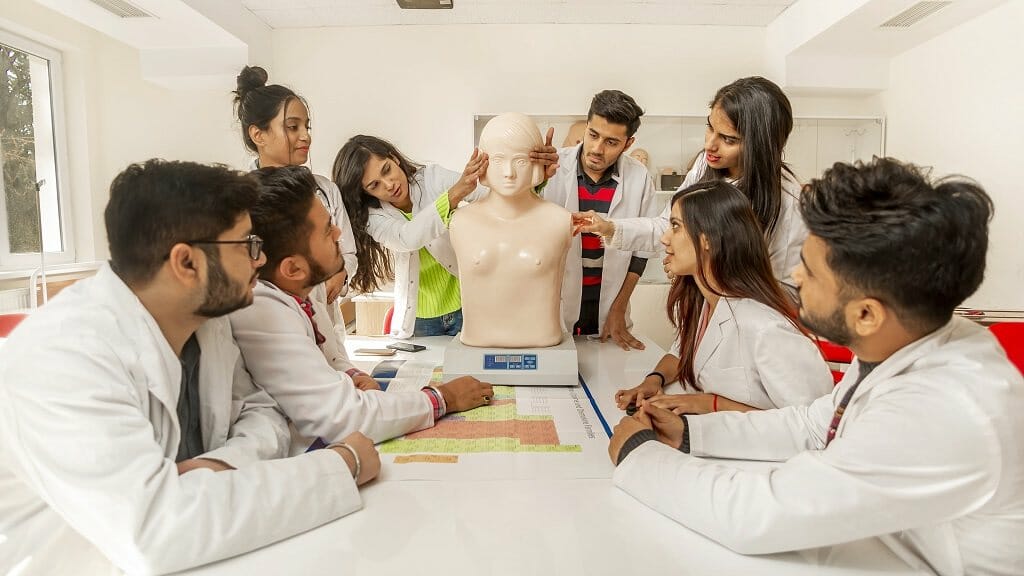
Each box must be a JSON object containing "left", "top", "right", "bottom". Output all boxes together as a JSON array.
[
  {"left": 670, "top": 297, "right": 833, "bottom": 409},
  {"left": 610, "top": 154, "right": 808, "bottom": 286},
  {"left": 543, "top": 144, "right": 660, "bottom": 332},
  {"left": 229, "top": 280, "right": 435, "bottom": 444},
  {"left": 367, "top": 164, "right": 488, "bottom": 338},
  {"left": 0, "top": 264, "right": 361, "bottom": 576},
  {"left": 309, "top": 281, "right": 357, "bottom": 373},
  {"left": 614, "top": 317, "right": 1024, "bottom": 576}
]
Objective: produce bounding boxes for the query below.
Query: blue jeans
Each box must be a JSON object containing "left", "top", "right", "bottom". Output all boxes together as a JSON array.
[{"left": 414, "top": 309, "right": 463, "bottom": 337}]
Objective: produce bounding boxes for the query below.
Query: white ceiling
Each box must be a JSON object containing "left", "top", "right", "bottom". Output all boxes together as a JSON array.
[{"left": 240, "top": 0, "right": 798, "bottom": 28}]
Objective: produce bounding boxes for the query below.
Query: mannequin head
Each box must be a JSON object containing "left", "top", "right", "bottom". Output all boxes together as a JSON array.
[
  {"left": 629, "top": 147, "right": 649, "bottom": 168},
  {"left": 478, "top": 113, "right": 545, "bottom": 197},
  {"left": 563, "top": 120, "right": 587, "bottom": 147}
]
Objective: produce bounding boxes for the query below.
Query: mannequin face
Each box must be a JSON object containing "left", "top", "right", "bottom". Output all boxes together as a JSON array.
[
  {"left": 478, "top": 113, "right": 545, "bottom": 197},
  {"left": 630, "top": 148, "right": 649, "bottom": 167},
  {"left": 660, "top": 200, "right": 698, "bottom": 277},
  {"left": 563, "top": 121, "right": 587, "bottom": 147},
  {"left": 361, "top": 154, "right": 411, "bottom": 208},
  {"left": 704, "top": 105, "right": 742, "bottom": 179},
  {"left": 251, "top": 99, "right": 311, "bottom": 168},
  {"left": 482, "top": 142, "right": 543, "bottom": 197}
]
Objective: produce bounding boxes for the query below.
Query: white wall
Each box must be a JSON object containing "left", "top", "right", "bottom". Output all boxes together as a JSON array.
[
  {"left": 882, "top": 0, "right": 1024, "bottom": 311},
  {"left": 269, "top": 24, "right": 883, "bottom": 176},
  {"left": 1, "top": 9, "right": 887, "bottom": 279},
  {"left": 1, "top": 0, "right": 251, "bottom": 267}
]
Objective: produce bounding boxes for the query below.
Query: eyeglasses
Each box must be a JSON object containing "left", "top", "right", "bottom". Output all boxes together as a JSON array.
[{"left": 185, "top": 234, "right": 264, "bottom": 260}]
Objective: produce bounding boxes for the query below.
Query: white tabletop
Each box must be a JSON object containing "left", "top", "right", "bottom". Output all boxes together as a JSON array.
[{"left": 182, "top": 335, "right": 920, "bottom": 575}]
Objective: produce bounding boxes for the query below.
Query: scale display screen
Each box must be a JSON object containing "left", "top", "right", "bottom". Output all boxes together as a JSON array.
[{"left": 483, "top": 354, "right": 538, "bottom": 370}]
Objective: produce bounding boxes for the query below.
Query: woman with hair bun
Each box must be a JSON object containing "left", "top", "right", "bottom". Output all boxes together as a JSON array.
[
  {"left": 233, "top": 65, "right": 357, "bottom": 300},
  {"left": 233, "top": 66, "right": 376, "bottom": 391}
]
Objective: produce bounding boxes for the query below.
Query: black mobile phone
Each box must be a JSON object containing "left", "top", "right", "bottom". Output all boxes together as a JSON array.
[{"left": 387, "top": 342, "right": 426, "bottom": 353}]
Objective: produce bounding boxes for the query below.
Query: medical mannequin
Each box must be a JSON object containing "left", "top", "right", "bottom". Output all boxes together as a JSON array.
[
  {"left": 629, "top": 147, "right": 650, "bottom": 170},
  {"left": 450, "top": 113, "right": 572, "bottom": 348},
  {"left": 562, "top": 120, "right": 587, "bottom": 147}
]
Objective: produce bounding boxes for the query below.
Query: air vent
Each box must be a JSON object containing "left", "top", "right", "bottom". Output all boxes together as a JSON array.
[
  {"left": 87, "top": 0, "right": 154, "bottom": 18},
  {"left": 396, "top": 0, "right": 453, "bottom": 9},
  {"left": 879, "top": 1, "right": 951, "bottom": 28}
]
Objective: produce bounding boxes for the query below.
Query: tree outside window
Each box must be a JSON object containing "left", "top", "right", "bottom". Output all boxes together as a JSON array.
[{"left": 1, "top": 43, "right": 41, "bottom": 253}]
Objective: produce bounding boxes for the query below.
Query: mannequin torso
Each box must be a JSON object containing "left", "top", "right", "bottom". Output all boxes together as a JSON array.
[{"left": 451, "top": 193, "right": 570, "bottom": 347}]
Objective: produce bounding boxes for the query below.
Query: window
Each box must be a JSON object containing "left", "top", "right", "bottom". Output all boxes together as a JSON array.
[{"left": 0, "top": 29, "right": 73, "bottom": 269}]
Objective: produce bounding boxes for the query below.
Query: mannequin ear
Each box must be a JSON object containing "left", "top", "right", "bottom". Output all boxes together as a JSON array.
[{"left": 532, "top": 164, "right": 545, "bottom": 187}]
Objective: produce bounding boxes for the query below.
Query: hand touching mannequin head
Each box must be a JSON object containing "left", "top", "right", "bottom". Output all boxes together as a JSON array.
[
  {"left": 479, "top": 112, "right": 546, "bottom": 197},
  {"left": 450, "top": 113, "right": 573, "bottom": 348}
]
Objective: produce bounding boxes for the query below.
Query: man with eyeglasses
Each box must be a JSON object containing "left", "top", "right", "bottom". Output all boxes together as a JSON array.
[
  {"left": 0, "top": 160, "right": 379, "bottom": 575},
  {"left": 230, "top": 166, "right": 495, "bottom": 451}
]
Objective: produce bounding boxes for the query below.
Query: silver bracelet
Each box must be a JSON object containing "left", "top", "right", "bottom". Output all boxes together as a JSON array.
[{"left": 328, "top": 442, "right": 361, "bottom": 480}]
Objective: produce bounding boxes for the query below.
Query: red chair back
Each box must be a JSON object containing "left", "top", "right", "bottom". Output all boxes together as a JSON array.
[
  {"left": 382, "top": 306, "right": 394, "bottom": 335},
  {"left": 0, "top": 313, "right": 28, "bottom": 338},
  {"left": 988, "top": 322, "right": 1024, "bottom": 375}
]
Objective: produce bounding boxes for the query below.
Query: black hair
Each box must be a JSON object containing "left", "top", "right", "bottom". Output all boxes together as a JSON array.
[
  {"left": 233, "top": 65, "right": 307, "bottom": 158},
  {"left": 247, "top": 166, "right": 319, "bottom": 279},
  {"left": 332, "top": 135, "right": 423, "bottom": 294},
  {"left": 700, "top": 76, "right": 794, "bottom": 239},
  {"left": 104, "top": 159, "right": 258, "bottom": 286},
  {"left": 667, "top": 180, "right": 807, "bottom": 390},
  {"left": 800, "top": 157, "right": 993, "bottom": 333},
  {"left": 587, "top": 90, "right": 645, "bottom": 137}
]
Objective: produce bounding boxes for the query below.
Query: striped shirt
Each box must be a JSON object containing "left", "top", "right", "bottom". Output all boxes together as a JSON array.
[
  {"left": 402, "top": 193, "right": 461, "bottom": 319},
  {"left": 576, "top": 154, "right": 648, "bottom": 305}
]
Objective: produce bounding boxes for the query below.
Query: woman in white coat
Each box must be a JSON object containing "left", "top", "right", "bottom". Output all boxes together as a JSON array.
[
  {"left": 234, "top": 66, "right": 356, "bottom": 331},
  {"left": 615, "top": 180, "right": 831, "bottom": 415},
  {"left": 577, "top": 76, "right": 807, "bottom": 288},
  {"left": 333, "top": 135, "right": 489, "bottom": 338}
]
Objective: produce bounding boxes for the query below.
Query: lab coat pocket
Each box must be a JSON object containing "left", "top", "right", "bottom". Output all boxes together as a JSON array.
[{"left": 699, "top": 366, "right": 752, "bottom": 405}]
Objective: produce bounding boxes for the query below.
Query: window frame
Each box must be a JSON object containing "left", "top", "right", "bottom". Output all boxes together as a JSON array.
[{"left": 0, "top": 28, "right": 75, "bottom": 270}]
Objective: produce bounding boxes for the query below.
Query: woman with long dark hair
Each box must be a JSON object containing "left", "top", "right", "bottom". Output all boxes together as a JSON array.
[
  {"left": 615, "top": 180, "right": 830, "bottom": 414},
  {"left": 332, "top": 136, "right": 489, "bottom": 338},
  {"left": 577, "top": 76, "right": 806, "bottom": 288}
]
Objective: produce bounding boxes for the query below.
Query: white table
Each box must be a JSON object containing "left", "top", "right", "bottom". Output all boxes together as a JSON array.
[{"left": 182, "top": 336, "right": 920, "bottom": 575}]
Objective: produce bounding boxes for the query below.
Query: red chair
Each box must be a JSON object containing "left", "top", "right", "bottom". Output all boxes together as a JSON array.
[
  {"left": 817, "top": 340, "right": 854, "bottom": 384},
  {"left": 382, "top": 306, "right": 394, "bottom": 335},
  {"left": 0, "top": 313, "right": 28, "bottom": 338},
  {"left": 988, "top": 322, "right": 1024, "bottom": 375}
]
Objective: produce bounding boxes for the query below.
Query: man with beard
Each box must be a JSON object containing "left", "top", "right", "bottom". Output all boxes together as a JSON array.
[
  {"left": 607, "top": 158, "right": 1023, "bottom": 575},
  {"left": 0, "top": 160, "right": 380, "bottom": 575},
  {"left": 230, "top": 166, "right": 495, "bottom": 451}
]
